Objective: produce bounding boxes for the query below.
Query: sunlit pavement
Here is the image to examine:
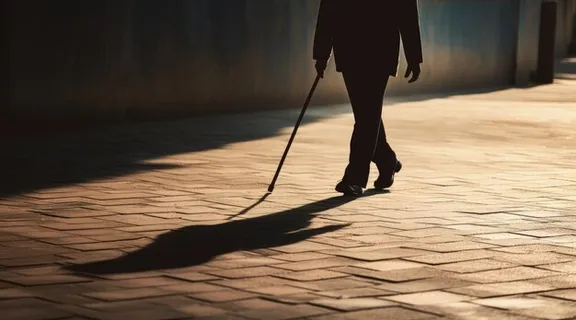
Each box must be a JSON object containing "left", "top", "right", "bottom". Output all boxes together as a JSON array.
[{"left": 1, "top": 61, "right": 575, "bottom": 319}]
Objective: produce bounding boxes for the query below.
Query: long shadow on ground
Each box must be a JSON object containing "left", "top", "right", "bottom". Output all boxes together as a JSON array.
[
  {"left": 62, "top": 193, "right": 386, "bottom": 275},
  {"left": 0, "top": 84, "right": 520, "bottom": 199},
  {"left": 11, "top": 55, "right": 576, "bottom": 200}
]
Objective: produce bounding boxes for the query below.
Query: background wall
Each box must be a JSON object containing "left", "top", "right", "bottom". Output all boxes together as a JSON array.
[{"left": 4, "top": 0, "right": 576, "bottom": 121}]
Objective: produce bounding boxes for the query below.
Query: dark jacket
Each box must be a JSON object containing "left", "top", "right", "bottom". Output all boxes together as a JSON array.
[{"left": 313, "top": 1, "right": 423, "bottom": 76}]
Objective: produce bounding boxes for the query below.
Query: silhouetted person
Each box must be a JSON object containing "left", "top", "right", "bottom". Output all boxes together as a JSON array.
[{"left": 314, "top": 1, "right": 423, "bottom": 196}]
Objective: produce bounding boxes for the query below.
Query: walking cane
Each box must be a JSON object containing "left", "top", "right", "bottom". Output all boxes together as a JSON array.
[{"left": 268, "top": 74, "right": 321, "bottom": 193}]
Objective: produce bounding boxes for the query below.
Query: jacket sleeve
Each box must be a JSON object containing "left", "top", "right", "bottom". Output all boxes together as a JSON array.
[
  {"left": 399, "top": 0, "right": 423, "bottom": 65},
  {"left": 313, "top": 0, "right": 334, "bottom": 61}
]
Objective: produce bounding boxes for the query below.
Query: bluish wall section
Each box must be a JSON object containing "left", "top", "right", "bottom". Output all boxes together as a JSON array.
[
  {"left": 385, "top": 0, "right": 520, "bottom": 95},
  {"left": 5, "top": 0, "right": 576, "bottom": 119}
]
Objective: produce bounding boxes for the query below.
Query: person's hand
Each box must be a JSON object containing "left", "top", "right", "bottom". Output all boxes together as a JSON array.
[
  {"left": 405, "top": 63, "right": 421, "bottom": 83},
  {"left": 315, "top": 59, "right": 328, "bottom": 78}
]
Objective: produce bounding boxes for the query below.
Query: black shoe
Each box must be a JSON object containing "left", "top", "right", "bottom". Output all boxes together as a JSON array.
[
  {"left": 335, "top": 181, "right": 364, "bottom": 197},
  {"left": 374, "top": 160, "right": 402, "bottom": 190}
]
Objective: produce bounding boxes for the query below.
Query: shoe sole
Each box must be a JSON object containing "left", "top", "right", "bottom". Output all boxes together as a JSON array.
[{"left": 335, "top": 184, "right": 363, "bottom": 197}]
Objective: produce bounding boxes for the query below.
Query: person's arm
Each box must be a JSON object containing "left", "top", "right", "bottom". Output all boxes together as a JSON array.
[
  {"left": 313, "top": 0, "right": 333, "bottom": 62},
  {"left": 399, "top": 0, "right": 423, "bottom": 66}
]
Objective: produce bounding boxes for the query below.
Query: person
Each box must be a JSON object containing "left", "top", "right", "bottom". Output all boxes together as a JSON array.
[{"left": 313, "top": 0, "right": 424, "bottom": 197}]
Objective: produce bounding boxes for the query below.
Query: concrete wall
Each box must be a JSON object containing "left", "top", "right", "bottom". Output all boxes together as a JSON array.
[
  {"left": 515, "top": 0, "right": 576, "bottom": 84},
  {"left": 4, "top": 0, "right": 576, "bottom": 120},
  {"left": 557, "top": 0, "right": 576, "bottom": 57}
]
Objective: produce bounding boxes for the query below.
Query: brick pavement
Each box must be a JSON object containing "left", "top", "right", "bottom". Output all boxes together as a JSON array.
[{"left": 1, "top": 58, "right": 576, "bottom": 319}]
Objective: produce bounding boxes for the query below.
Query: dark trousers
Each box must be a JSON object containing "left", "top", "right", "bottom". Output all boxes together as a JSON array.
[{"left": 341, "top": 70, "right": 396, "bottom": 187}]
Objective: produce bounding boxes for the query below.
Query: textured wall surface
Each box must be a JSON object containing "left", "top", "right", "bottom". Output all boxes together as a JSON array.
[
  {"left": 516, "top": 0, "right": 542, "bottom": 85},
  {"left": 384, "top": 0, "right": 519, "bottom": 95},
  {"left": 5, "top": 0, "right": 576, "bottom": 119},
  {"left": 514, "top": 0, "right": 576, "bottom": 84}
]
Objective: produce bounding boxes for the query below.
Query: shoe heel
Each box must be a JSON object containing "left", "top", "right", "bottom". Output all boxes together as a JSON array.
[{"left": 395, "top": 161, "right": 402, "bottom": 173}]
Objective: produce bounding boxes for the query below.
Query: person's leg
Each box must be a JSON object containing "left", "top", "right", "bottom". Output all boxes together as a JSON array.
[
  {"left": 341, "top": 71, "right": 389, "bottom": 188},
  {"left": 372, "top": 118, "right": 397, "bottom": 173}
]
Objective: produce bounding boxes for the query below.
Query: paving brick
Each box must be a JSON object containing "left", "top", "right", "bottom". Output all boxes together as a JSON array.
[
  {"left": 263, "top": 292, "right": 324, "bottom": 305},
  {"left": 0, "top": 255, "right": 68, "bottom": 268},
  {"left": 316, "top": 287, "right": 396, "bottom": 299},
  {"left": 309, "top": 306, "right": 438, "bottom": 320},
  {"left": 293, "top": 278, "right": 373, "bottom": 291},
  {"left": 491, "top": 252, "right": 575, "bottom": 266},
  {"left": 385, "top": 290, "right": 474, "bottom": 305},
  {"left": 434, "top": 258, "right": 517, "bottom": 273},
  {"left": 347, "top": 234, "right": 409, "bottom": 244},
  {"left": 376, "top": 278, "right": 479, "bottom": 294},
  {"left": 473, "top": 296, "right": 576, "bottom": 319},
  {"left": 36, "top": 236, "right": 97, "bottom": 245},
  {"left": 454, "top": 267, "right": 559, "bottom": 284},
  {"left": 342, "top": 226, "right": 404, "bottom": 236},
  {"left": 83, "top": 287, "right": 176, "bottom": 301},
  {"left": 268, "top": 252, "right": 332, "bottom": 262},
  {"left": 41, "top": 221, "right": 128, "bottom": 231},
  {"left": 0, "top": 298, "right": 75, "bottom": 319},
  {"left": 219, "top": 297, "right": 290, "bottom": 311},
  {"left": 211, "top": 276, "right": 297, "bottom": 290},
  {"left": 57, "top": 249, "right": 124, "bottom": 261},
  {"left": 246, "top": 285, "right": 311, "bottom": 296},
  {"left": 538, "top": 260, "right": 576, "bottom": 273},
  {"left": 333, "top": 266, "right": 448, "bottom": 283},
  {"left": 529, "top": 275, "right": 576, "bottom": 289},
  {"left": 390, "top": 227, "right": 458, "bottom": 238},
  {"left": 204, "top": 257, "right": 284, "bottom": 269},
  {"left": 204, "top": 266, "right": 284, "bottom": 279},
  {"left": 515, "top": 228, "right": 576, "bottom": 238},
  {"left": 274, "top": 257, "right": 360, "bottom": 271},
  {"left": 405, "top": 241, "right": 498, "bottom": 253},
  {"left": 87, "top": 233, "right": 146, "bottom": 242},
  {"left": 65, "top": 239, "right": 149, "bottom": 251},
  {"left": 190, "top": 289, "right": 257, "bottom": 302},
  {"left": 112, "top": 276, "right": 188, "bottom": 288},
  {"left": 442, "top": 224, "right": 510, "bottom": 234},
  {"left": 273, "top": 269, "right": 347, "bottom": 282},
  {"left": 334, "top": 248, "right": 429, "bottom": 262},
  {"left": 311, "top": 297, "right": 396, "bottom": 311},
  {"left": 356, "top": 259, "right": 428, "bottom": 272},
  {"left": 115, "top": 224, "right": 182, "bottom": 233},
  {"left": 541, "top": 289, "right": 576, "bottom": 301},
  {"left": 91, "top": 307, "right": 191, "bottom": 320},
  {"left": 67, "top": 229, "right": 126, "bottom": 236},
  {"left": 83, "top": 300, "right": 164, "bottom": 312},
  {"left": 272, "top": 242, "right": 343, "bottom": 253},
  {"left": 0, "top": 274, "right": 92, "bottom": 287},
  {"left": 473, "top": 233, "right": 535, "bottom": 240},
  {"left": 310, "top": 237, "right": 368, "bottom": 248},
  {"left": 3, "top": 308, "right": 74, "bottom": 320},
  {"left": 163, "top": 282, "right": 225, "bottom": 294},
  {"left": 166, "top": 271, "right": 219, "bottom": 282},
  {"left": 403, "top": 250, "right": 496, "bottom": 265},
  {"left": 490, "top": 244, "right": 570, "bottom": 254},
  {"left": 99, "top": 215, "right": 177, "bottom": 226},
  {"left": 0, "top": 287, "right": 34, "bottom": 299},
  {"left": 425, "top": 302, "right": 542, "bottom": 320},
  {"left": 447, "top": 281, "right": 555, "bottom": 298},
  {"left": 238, "top": 304, "right": 332, "bottom": 320},
  {"left": 149, "top": 297, "right": 230, "bottom": 318}
]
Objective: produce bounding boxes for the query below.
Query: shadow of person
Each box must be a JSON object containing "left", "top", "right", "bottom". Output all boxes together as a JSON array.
[{"left": 62, "top": 192, "right": 384, "bottom": 275}]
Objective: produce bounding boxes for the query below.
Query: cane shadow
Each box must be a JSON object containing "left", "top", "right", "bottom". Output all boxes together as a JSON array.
[{"left": 63, "top": 192, "right": 384, "bottom": 275}]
